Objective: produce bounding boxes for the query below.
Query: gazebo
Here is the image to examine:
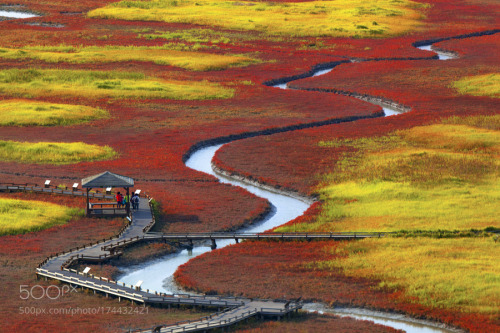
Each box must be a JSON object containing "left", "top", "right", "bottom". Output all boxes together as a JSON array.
[{"left": 82, "top": 171, "right": 134, "bottom": 217}]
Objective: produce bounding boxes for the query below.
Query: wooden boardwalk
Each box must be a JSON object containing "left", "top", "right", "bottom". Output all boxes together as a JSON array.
[
  {"left": 1, "top": 181, "right": 391, "bottom": 332},
  {"left": 0, "top": 181, "right": 391, "bottom": 332},
  {"left": 1, "top": 183, "right": 301, "bottom": 332}
]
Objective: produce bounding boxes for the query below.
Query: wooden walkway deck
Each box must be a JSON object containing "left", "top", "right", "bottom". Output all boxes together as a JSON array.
[
  {"left": 0, "top": 181, "right": 392, "bottom": 332},
  {"left": 6, "top": 183, "right": 301, "bottom": 332},
  {"left": 2, "top": 181, "right": 392, "bottom": 332}
]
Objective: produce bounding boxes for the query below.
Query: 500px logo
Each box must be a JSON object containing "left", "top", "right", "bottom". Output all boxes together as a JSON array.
[{"left": 20, "top": 285, "right": 77, "bottom": 300}]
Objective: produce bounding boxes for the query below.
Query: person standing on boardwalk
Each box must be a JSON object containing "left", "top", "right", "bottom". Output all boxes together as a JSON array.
[
  {"left": 124, "top": 192, "right": 130, "bottom": 210},
  {"left": 133, "top": 193, "right": 140, "bottom": 210},
  {"left": 131, "top": 193, "right": 138, "bottom": 210},
  {"left": 130, "top": 193, "right": 135, "bottom": 210},
  {"left": 116, "top": 191, "right": 123, "bottom": 208}
]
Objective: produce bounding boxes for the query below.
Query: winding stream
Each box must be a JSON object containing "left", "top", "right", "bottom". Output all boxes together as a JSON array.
[
  {"left": 0, "top": 10, "right": 39, "bottom": 19},
  {"left": 118, "top": 143, "right": 311, "bottom": 293},
  {"left": 118, "top": 42, "right": 464, "bottom": 332}
]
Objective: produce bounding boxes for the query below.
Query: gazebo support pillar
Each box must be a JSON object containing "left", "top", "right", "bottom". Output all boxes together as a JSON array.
[{"left": 126, "top": 187, "right": 130, "bottom": 216}]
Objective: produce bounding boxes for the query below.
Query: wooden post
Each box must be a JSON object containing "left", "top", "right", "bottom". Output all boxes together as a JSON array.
[{"left": 86, "top": 188, "right": 90, "bottom": 217}]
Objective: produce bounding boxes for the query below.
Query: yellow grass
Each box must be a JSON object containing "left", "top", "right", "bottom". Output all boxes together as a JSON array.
[
  {"left": 0, "top": 45, "right": 258, "bottom": 71},
  {"left": 0, "top": 69, "right": 233, "bottom": 100},
  {"left": 137, "top": 28, "right": 232, "bottom": 44},
  {"left": 278, "top": 116, "right": 500, "bottom": 232},
  {"left": 313, "top": 238, "right": 500, "bottom": 315},
  {"left": 452, "top": 73, "right": 500, "bottom": 98},
  {"left": 0, "top": 198, "right": 81, "bottom": 235},
  {"left": 88, "top": 0, "right": 428, "bottom": 37},
  {"left": 0, "top": 99, "right": 109, "bottom": 126},
  {"left": 0, "top": 140, "right": 117, "bottom": 164}
]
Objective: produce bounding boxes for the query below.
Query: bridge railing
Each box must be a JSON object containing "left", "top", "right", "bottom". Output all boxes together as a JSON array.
[
  {"left": 144, "top": 231, "right": 389, "bottom": 239},
  {"left": 60, "top": 251, "right": 124, "bottom": 269},
  {"left": 101, "top": 231, "right": 389, "bottom": 253}
]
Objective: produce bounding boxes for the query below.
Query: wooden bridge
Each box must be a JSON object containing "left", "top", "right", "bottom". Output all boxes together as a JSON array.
[{"left": 104, "top": 231, "right": 387, "bottom": 251}]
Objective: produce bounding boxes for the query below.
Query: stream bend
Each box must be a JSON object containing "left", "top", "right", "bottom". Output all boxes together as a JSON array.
[{"left": 118, "top": 32, "right": 500, "bottom": 332}]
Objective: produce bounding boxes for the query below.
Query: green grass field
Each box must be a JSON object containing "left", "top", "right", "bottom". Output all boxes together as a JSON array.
[
  {"left": 278, "top": 115, "right": 499, "bottom": 232},
  {"left": 453, "top": 73, "right": 500, "bottom": 98},
  {"left": 311, "top": 237, "right": 499, "bottom": 315},
  {"left": 0, "top": 99, "right": 109, "bottom": 126},
  {"left": 0, "top": 140, "right": 117, "bottom": 164},
  {"left": 0, "top": 45, "right": 258, "bottom": 71},
  {"left": 0, "top": 69, "right": 234, "bottom": 100},
  {"left": 88, "top": 0, "right": 428, "bottom": 37},
  {"left": 0, "top": 198, "right": 81, "bottom": 235}
]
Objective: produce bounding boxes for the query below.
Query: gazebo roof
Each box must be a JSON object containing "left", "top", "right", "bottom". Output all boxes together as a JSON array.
[{"left": 81, "top": 171, "right": 134, "bottom": 188}]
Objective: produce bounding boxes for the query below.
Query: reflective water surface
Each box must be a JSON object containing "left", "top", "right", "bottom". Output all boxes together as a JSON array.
[
  {"left": 0, "top": 10, "right": 39, "bottom": 19},
  {"left": 304, "top": 304, "right": 462, "bottom": 333},
  {"left": 418, "top": 45, "right": 456, "bottom": 60}
]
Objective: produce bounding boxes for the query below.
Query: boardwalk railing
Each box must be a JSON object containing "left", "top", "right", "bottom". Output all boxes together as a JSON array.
[
  {"left": 130, "top": 307, "right": 249, "bottom": 333},
  {"left": 153, "top": 309, "right": 259, "bottom": 333},
  {"left": 36, "top": 268, "right": 246, "bottom": 308},
  {"left": 142, "top": 195, "right": 156, "bottom": 233},
  {"left": 37, "top": 221, "right": 131, "bottom": 269},
  {"left": 0, "top": 182, "right": 115, "bottom": 199},
  {"left": 131, "top": 302, "right": 302, "bottom": 333},
  {"left": 36, "top": 268, "right": 145, "bottom": 302}
]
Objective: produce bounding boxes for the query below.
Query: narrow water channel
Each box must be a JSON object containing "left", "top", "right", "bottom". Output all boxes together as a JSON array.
[
  {"left": 118, "top": 143, "right": 310, "bottom": 293},
  {"left": 118, "top": 42, "right": 462, "bottom": 332},
  {"left": 0, "top": 10, "right": 39, "bottom": 19}
]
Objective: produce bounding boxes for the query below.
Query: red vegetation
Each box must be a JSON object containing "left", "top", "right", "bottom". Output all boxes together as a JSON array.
[
  {"left": 0, "top": 0, "right": 498, "bottom": 331},
  {"left": 176, "top": 241, "right": 500, "bottom": 332},
  {"left": 213, "top": 33, "right": 500, "bottom": 196},
  {"left": 0, "top": 191, "right": 214, "bottom": 332}
]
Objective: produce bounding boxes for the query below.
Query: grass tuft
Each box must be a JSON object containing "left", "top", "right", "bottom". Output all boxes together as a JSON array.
[{"left": 0, "top": 99, "right": 109, "bottom": 126}]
